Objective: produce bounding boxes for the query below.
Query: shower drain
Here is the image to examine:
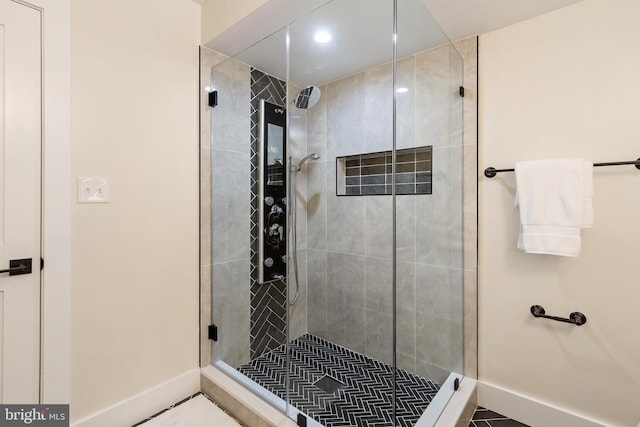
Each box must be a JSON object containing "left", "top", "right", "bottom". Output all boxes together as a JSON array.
[{"left": 313, "top": 375, "right": 345, "bottom": 394}]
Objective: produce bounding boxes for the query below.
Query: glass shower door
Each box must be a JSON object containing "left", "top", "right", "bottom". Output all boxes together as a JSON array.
[
  {"left": 394, "top": 0, "right": 465, "bottom": 422},
  {"left": 208, "top": 25, "right": 294, "bottom": 415}
]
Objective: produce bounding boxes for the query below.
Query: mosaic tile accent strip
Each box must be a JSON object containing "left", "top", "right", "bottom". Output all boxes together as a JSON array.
[
  {"left": 249, "top": 68, "right": 288, "bottom": 360},
  {"left": 249, "top": 278, "right": 287, "bottom": 359},
  {"left": 238, "top": 334, "right": 440, "bottom": 427},
  {"left": 337, "top": 146, "right": 432, "bottom": 196},
  {"left": 469, "top": 407, "right": 530, "bottom": 427}
]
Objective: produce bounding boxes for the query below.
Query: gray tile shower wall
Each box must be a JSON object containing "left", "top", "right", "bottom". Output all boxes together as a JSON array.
[{"left": 305, "top": 39, "right": 477, "bottom": 384}]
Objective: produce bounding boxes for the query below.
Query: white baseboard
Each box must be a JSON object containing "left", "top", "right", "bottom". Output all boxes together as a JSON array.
[
  {"left": 477, "top": 381, "right": 607, "bottom": 427},
  {"left": 71, "top": 368, "right": 200, "bottom": 427}
]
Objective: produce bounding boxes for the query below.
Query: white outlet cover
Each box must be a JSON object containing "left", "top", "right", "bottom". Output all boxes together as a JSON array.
[{"left": 78, "top": 177, "right": 110, "bottom": 203}]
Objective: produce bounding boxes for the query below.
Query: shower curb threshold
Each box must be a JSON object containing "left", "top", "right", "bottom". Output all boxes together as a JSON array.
[
  {"left": 201, "top": 364, "right": 304, "bottom": 427},
  {"left": 202, "top": 363, "right": 476, "bottom": 427},
  {"left": 434, "top": 377, "right": 477, "bottom": 427}
]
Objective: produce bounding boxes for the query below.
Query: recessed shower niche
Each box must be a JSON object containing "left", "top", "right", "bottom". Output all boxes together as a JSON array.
[
  {"left": 202, "top": 0, "right": 478, "bottom": 425},
  {"left": 336, "top": 146, "right": 433, "bottom": 196}
]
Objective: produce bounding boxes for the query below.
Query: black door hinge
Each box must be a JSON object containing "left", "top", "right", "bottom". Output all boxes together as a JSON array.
[
  {"left": 41, "top": 257, "right": 44, "bottom": 270},
  {"left": 208, "top": 90, "right": 218, "bottom": 108},
  {"left": 459, "top": 86, "right": 465, "bottom": 98},
  {"left": 208, "top": 324, "right": 218, "bottom": 341},
  {"left": 296, "top": 413, "right": 307, "bottom": 427},
  {"left": 454, "top": 377, "right": 460, "bottom": 391}
]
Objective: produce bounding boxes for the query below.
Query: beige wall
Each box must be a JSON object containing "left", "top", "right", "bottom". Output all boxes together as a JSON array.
[
  {"left": 479, "top": 0, "right": 640, "bottom": 425},
  {"left": 70, "top": 0, "right": 201, "bottom": 421},
  {"left": 201, "top": 0, "right": 267, "bottom": 44}
]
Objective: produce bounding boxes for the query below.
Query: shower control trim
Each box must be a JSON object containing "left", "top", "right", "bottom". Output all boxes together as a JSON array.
[{"left": 258, "top": 99, "right": 287, "bottom": 284}]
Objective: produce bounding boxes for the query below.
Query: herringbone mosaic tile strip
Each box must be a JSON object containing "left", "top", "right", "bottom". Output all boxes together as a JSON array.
[
  {"left": 249, "top": 68, "right": 288, "bottom": 360},
  {"left": 238, "top": 334, "right": 440, "bottom": 427}
]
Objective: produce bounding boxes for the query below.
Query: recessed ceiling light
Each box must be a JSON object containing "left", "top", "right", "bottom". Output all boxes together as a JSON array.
[
  {"left": 396, "top": 87, "right": 409, "bottom": 94},
  {"left": 314, "top": 31, "right": 332, "bottom": 44}
]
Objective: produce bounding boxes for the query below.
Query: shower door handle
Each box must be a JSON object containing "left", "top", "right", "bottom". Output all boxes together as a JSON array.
[{"left": 0, "top": 258, "right": 33, "bottom": 276}]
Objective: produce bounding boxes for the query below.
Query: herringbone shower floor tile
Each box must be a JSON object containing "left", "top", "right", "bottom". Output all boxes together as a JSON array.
[{"left": 238, "top": 334, "right": 440, "bottom": 427}]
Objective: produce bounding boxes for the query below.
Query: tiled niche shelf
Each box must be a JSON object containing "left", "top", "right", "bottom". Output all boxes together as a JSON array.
[{"left": 337, "top": 146, "right": 432, "bottom": 196}]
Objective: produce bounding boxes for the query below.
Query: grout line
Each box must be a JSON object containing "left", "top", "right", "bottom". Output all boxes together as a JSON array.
[{"left": 131, "top": 392, "right": 203, "bottom": 426}]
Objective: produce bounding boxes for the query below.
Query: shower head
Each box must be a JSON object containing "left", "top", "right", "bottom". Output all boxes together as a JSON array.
[
  {"left": 294, "top": 86, "right": 321, "bottom": 109},
  {"left": 293, "top": 153, "right": 321, "bottom": 171}
]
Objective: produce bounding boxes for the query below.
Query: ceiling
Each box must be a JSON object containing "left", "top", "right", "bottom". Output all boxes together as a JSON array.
[{"left": 206, "top": 0, "right": 582, "bottom": 87}]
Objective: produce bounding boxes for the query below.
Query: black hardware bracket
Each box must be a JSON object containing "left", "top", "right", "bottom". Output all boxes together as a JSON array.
[
  {"left": 208, "top": 90, "right": 218, "bottom": 108},
  {"left": 208, "top": 324, "right": 218, "bottom": 341},
  {"left": 454, "top": 377, "right": 460, "bottom": 391},
  {"left": 459, "top": 86, "right": 465, "bottom": 98},
  {"left": 297, "top": 413, "right": 307, "bottom": 427},
  {"left": 530, "top": 305, "right": 587, "bottom": 326}
]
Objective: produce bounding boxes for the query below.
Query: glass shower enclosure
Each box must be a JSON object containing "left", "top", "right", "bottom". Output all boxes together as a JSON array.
[{"left": 208, "top": 0, "right": 464, "bottom": 425}]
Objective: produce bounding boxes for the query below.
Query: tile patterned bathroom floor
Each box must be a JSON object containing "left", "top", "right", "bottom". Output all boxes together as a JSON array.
[
  {"left": 133, "top": 393, "right": 242, "bottom": 427},
  {"left": 238, "top": 333, "right": 440, "bottom": 427},
  {"left": 469, "top": 407, "right": 530, "bottom": 427}
]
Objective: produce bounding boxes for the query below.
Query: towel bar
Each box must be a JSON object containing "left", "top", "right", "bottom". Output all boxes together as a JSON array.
[
  {"left": 530, "top": 305, "right": 587, "bottom": 326},
  {"left": 484, "top": 157, "right": 640, "bottom": 178}
]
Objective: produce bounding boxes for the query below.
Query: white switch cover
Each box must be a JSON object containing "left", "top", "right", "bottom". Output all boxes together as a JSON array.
[{"left": 78, "top": 177, "right": 110, "bottom": 203}]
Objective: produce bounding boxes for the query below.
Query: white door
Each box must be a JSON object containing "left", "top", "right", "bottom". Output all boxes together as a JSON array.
[{"left": 0, "top": 0, "right": 42, "bottom": 403}]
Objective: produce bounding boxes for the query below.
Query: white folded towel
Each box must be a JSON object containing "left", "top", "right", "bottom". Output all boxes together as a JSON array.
[{"left": 515, "top": 158, "right": 594, "bottom": 257}]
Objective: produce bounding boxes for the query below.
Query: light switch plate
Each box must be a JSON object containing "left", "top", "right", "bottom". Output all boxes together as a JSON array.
[{"left": 78, "top": 177, "right": 110, "bottom": 203}]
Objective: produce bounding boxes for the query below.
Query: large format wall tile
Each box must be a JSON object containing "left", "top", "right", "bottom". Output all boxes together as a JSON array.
[
  {"left": 365, "top": 257, "right": 393, "bottom": 364},
  {"left": 201, "top": 145, "right": 212, "bottom": 266},
  {"left": 415, "top": 145, "right": 463, "bottom": 268},
  {"left": 306, "top": 85, "right": 328, "bottom": 160},
  {"left": 212, "top": 259, "right": 251, "bottom": 368},
  {"left": 415, "top": 46, "right": 450, "bottom": 149},
  {"left": 212, "top": 149, "right": 250, "bottom": 264},
  {"left": 365, "top": 197, "right": 394, "bottom": 259},
  {"left": 326, "top": 161, "right": 366, "bottom": 255},
  {"left": 326, "top": 74, "right": 365, "bottom": 159},
  {"left": 397, "top": 261, "right": 417, "bottom": 362},
  {"left": 288, "top": 249, "right": 307, "bottom": 340},
  {"left": 212, "top": 59, "right": 250, "bottom": 154},
  {"left": 306, "top": 161, "right": 327, "bottom": 251},
  {"left": 415, "top": 264, "right": 463, "bottom": 377},
  {"left": 365, "top": 257, "right": 392, "bottom": 313},
  {"left": 364, "top": 62, "right": 393, "bottom": 154},
  {"left": 307, "top": 249, "right": 327, "bottom": 336},
  {"left": 396, "top": 56, "right": 417, "bottom": 150},
  {"left": 326, "top": 252, "right": 366, "bottom": 353},
  {"left": 365, "top": 308, "right": 393, "bottom": 365},
  {"left": 396, "top": 195, "right": 417, "bottom": 262}
]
